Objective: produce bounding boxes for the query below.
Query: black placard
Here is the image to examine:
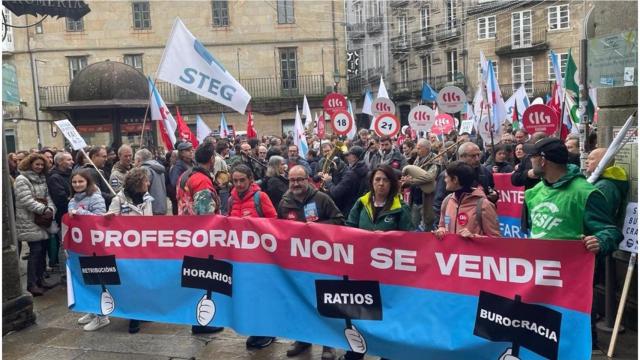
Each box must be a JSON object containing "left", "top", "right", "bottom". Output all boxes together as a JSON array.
[
  {"left": 315, "top": 279, "right": 382, "bottom": 320},
  {"left": 78, "top": 255, "right": 120, "bottom": 285},
  {"left": 181, "top": 256, "right": 233, "bottom": 296},
  {"left": 473, "top": 291, "right": 562, "bottom": 360}
]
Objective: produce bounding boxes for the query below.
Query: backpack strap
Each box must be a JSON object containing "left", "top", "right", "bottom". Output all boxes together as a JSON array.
[
  {"left": 253, "top": 191, "right": 264, "bottom": 218},
  {"left": 476, "top": 198, "right": 484, "bottom": 235}
]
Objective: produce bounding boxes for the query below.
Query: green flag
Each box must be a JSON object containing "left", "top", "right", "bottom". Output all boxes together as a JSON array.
[{"left": 564, "top": 50, "right": 580, "bottom": 124}]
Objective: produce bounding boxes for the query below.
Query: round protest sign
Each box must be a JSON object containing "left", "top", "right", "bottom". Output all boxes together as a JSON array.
[
  {"left": 436, "top": 86, "right": 466, "bottom": 114},
  {"left": 478, "top": 116, "right": 504, "bottom": 145},
  {"left": 371, "top": 97, "right": 396, "bottom": 116},
  {"left": 522, "top": 104, "right": 559, "bottom": 136},
  {"left": 323, "top": 93, "right": 348, "bottom": 117},
  {"left": 330, "top": 110, "right": 353, "bottom": 136},
  {"left": 408, "top": 105, "right": 436, "bottom": 132},
  {"left": 431, "top": 114, "right": 454, "bottom": 135},
  {"left": 373, "top": 113, "right": 400, "bottom": 137}
]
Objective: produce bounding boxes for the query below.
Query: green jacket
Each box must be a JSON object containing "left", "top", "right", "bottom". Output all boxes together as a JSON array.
[
  {"left": 347, "top": 192, "right": 413, "bottom": 231},
  {"left": 594, "top": 166, "right": 629, "bottom": 223},
  {"left": 526, "top": 164, "right": 622, "bottom": 256}
]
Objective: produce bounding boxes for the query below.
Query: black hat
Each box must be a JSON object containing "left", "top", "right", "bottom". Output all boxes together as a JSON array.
[
  {"left": 523, "top": 137, "right": 568, "bottom": 164},
  {"left": 176, "top": 142, "right": 193, "bottom": 151},
  {"left": 346, "top": 145, "right": 365, "bottom": 159}
]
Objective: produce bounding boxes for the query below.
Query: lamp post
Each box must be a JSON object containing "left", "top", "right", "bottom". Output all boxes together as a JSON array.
[{"left": 333, "top": 70, "right": 340, "bottom": 93}]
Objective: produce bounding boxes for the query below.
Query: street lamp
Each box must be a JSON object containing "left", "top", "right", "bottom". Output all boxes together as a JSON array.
[
  {"left": 333, "top": 70, "right": 340, "bottom": 93},
  {"left": 29, "top": 57, "right": 47, "bottom": 149}
]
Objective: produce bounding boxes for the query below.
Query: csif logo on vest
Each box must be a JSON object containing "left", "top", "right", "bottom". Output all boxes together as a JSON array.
[{"left": 530, "top": 202, "right": 563, "bottom": 239}]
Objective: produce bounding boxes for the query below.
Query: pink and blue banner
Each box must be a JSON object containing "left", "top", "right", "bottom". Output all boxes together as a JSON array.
[
  {"left": 494, "top": 173, "right": 529, "bottom": 238},
  {"left": 63, "top": 214, "right": 593, "bottom": 359}
]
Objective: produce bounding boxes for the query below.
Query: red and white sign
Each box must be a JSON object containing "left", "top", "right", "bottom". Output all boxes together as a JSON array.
[
  {"left": 431, "top": 114, "right": 454, "bottom": 135},
  {"left": 373, "top": 113, "right": 400, "bottom": 137},
  {"left": 322, "top": 93, "right": 348, "bottom": 117},
  {"left": 522, "top": 104, "right": 559, "bottom": 136},
  {"left": 436, "top": 86, "right": 466, "bottom": 114},
  {"left": 330, "top": 110, "right": 353, "bottom": 136},
  {"left": 408, "top": 105, "right": 436, "bottom": 132},
  {"left": 371, "top": 97, "right": 396, "bottom": 116}
]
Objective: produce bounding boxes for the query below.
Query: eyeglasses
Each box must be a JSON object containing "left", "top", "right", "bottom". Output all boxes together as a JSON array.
[{"left": 288, "top": 177, "right": 308, "bottom": 183}]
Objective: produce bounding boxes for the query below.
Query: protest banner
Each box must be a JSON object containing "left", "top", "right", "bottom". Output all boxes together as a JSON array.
[
  {"left": 493, "top": 173, "right": 528, "bottom": 238},
  {"left": 64, "top": 215, "right": 593, "bottom": 359}
]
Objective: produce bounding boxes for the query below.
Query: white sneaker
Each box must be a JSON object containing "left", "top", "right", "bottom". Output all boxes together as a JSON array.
[
  {"left": 77, "top": 313, "right": 96, "bottom": 325},
  {"left": 83, "top": 315, "right": 110, "bottom": 331}
]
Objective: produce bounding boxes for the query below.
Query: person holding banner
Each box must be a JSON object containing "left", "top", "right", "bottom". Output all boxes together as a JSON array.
[
  {"left": 81, "top": 146, "right": 114, "bottom": 208},
  {"left": 585, "top": 148, "right": 629, "bottom": 220},
  {"left": 435, "top": 161, "right": 500, "bottom": 239},
  {"left": 278, "top": 165, "right": 343, "bottom": 359},
  {"left": 14, "top": 153, "right": 57, "bottom": 297},
  {"left": 68, "top": 170, "right": 109, "bottom": 331}
]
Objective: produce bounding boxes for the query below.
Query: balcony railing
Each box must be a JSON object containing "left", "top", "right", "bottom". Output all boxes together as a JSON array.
[
  {"left": 495, "top": 25, "right": 548, "bottom": 55},
  {"left": 366, "top": 15, "right": 383, "bottom": 34},
  {"left": 389, "top": 0, "right": 409, "bottom": 7},
  {"left": 367, "top": 67, "right": 384, "bottom": 83},
  {"left": 39, "top": 75, "right": 327, "bottom": 108},
  {"left": 435, "top": 20, "right": 461, "bottom": 41},
  {"left": 499, "top": 81, "right": 552, "bottom": 99},
  {"left": 390, "top": 34, "right": 411, "bottom": 53},
  {"left": 347, "top": 22, "right": 365, "bottom": 40},
  {"left": 390, "top": 75, "right": 464, "bottom": 99},
  {"left": 412, "top": 28, "right": 434, "bottom": 48},
  {"left": 348, "top": 76, "right": 365, "bottom": 95}
]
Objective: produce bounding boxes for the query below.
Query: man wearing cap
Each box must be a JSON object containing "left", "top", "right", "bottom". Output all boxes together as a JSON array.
[
  {"left": 169, "top": 141, "right": 194, "bottom": 193},
  {"left": 524, "top": 138, "right": 622, "bottom": 351},
  {"left": 322, "top": 145, "right": 369, "bottom": 216},
  {"left": 401, "top": 139, "right": 438, "bottom": 230}
]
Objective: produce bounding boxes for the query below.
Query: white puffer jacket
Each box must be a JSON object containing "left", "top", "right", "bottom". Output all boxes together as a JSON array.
[{"left": 14, "top": 170, "right": 56, "bottom": 242}]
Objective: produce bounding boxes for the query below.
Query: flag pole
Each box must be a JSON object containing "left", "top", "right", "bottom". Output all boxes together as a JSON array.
[
  {"left": 556, "top": 90, "right": 567, "bottom": 138},
  {"left": 140, "top": 76, "right": 160, "bottom": 149}
]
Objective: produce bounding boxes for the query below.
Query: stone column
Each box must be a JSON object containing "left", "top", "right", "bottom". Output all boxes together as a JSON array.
[{"left": 2, "top": 144, "right": 35, "bottom": 334}]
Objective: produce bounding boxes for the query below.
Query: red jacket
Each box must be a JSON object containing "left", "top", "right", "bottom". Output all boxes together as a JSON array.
[
  {"left": 176, "top": 168, "right": 219, "bottom": 215},
  {"left": 229, "top": 183, "right": 277, "bottom": 218},
  {"left": 438, "top": 187, "right": 500, "bottom": 236}
]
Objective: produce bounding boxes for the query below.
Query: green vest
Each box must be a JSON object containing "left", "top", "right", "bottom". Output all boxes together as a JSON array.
[{"left": 525, "top": 176, "right": 596, "bottom": 239}]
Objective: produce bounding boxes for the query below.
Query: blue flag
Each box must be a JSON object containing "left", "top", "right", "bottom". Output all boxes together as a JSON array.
[{"left": 421, "top": 82, "right": 438, "bottom": 102}]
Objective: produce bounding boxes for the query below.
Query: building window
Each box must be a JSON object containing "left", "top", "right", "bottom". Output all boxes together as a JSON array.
[
  {"left": 548, "top": 52, "right": 568, "bottom": 81},
  {"left": 548, "top": 5, "right": 569, "bottom": 30},
  {"left": 373, "top": 43, "right": 382, "bottom": 69},
  {"left": 68, "top": 56, "right": 88, "bottom": 80},
  {"left": 353, "top": 2, "right": 363, "bottom": 24},
  {"left": 398, "top": 14, "right": 407, "bottom": 36},
  {"left": 477, "top": 60, "right": 498, "bottom": 82},
  {"left": 279, "top": 48, "right": 297, "bottom": 92},
  {"left": 400, "top": 60, "right": 409, "bottom": 85},
  {"left": 512, "top": 57, "right": 533, "bottom": 94},
  {"left": 277, "top": 0, "right": 294, "bottom": 24},
  {"left": 477, "top": 16, "right": 495, "bottom": 39},
  {"left": 132, "top": 1, "right": 151, "bottom": 30},
  {"left": 420, "top": 6, "right": 430, "bottom": 30},
  {"left": 422, "top": 55, "right": 431, "bottom": 80},
  {"left": 446, "top": 0, "right": 457, "bottom": 29},
  {"left": 124, "top": 54, "right": 143, "bottom": 72},
  {"left": 446, "top": 50, "right": 458, "bottom": 82},
  {"left": 212, "top": 1, "right": 229, "bottom": 27},
  {"left": 66, "top": 18, "right": 84, "bottom": 32},
  {"left": 511, "top": 10, "right": 532, "bottom": 49}
]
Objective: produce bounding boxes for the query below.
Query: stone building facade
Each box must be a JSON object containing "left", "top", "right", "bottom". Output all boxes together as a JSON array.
[{"left": 2, "top": 0, "right": 346, "bottom": 152}]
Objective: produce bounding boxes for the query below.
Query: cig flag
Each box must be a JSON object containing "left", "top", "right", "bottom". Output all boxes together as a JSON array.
[
  {"left": 148, "top": 77, "right": 177, "bottom": 150},
  {"left": 157, "top": 17, "right": 251, "bottom": 114},
  {"left": 196, "top": 115, "right": 212, "bottom": 144}
]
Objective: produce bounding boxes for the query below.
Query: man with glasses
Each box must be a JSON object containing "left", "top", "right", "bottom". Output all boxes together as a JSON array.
[{"left": 277, "top": 165, "right": 343, "bottom": 359}]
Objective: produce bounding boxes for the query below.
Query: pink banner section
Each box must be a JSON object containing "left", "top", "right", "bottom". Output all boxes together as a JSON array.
[
  {"left": 63, "top": 215, "right": 594, "bottom": 314},
  {"left": 493, "top": 173, "right": 525, "bottom": 218}
]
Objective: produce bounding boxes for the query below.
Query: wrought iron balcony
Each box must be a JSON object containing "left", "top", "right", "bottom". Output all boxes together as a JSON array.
[
  {"left": 347, "top": 22, "right": 365, "bottom": 40},
  {"left": 435, "top": 20, "right": 461, "bottom": 41},
  {"left": 412, "top": 28, "right": 434, "bottom": 48},
  {"left": 366, "top": 15, "right": 383, "bottom": 34},
  {"left": 495, "top": 25, "right": 549, "bottom": 56},
  {"left": 390, "top": 34, "right": 411, "bottom": 53},
  {"left": 348, "top": 76, "right": 365, "bottom": 96},
  {"left": 390, "top": 75, "right": 464, "bottom": 100},
  {"left": 367, "top": 67, "right": 384, "bottom": 83},
  {"left": 499, "top": 81, "right": 552, "bottom": 99},
  {"left": 38, "top": 75, "right": 327, "bottom": 108},
  {"left": 389, "top": 0, "right": 409, "bottom": 7}
]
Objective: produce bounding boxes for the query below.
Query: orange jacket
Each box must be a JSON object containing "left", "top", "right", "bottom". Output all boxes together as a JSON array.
[{"left": 438, "top": 187, "right": 500, "bottom": 237}]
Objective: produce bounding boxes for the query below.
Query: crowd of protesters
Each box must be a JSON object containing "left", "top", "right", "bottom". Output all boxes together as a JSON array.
[{"left": 7, "top": 122, "right": 624, "bottom": 357}]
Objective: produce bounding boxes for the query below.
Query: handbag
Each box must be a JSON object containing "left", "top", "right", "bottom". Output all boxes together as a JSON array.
[{"left": 33, "top": 197, "right": 53, "bottom": 228}]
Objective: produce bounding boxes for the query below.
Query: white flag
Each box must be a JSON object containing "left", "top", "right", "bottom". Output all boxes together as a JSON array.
[
  {"left": 149, "top": 77, "right": 177, "bottom": 147},
  {"left": 157, "top": 18, "right": 251, "bottom": 114},
  {"left": 293, "top": 106, "right": 308, "bottom": 158},
  {"left": 219, "top": 113, "right": 230, "bottom": 138},
  {"left": 514, "top": 84, "right": 530, "bottom": 119},
  {"left": 347, "top": 99, "right": 357, "bottom": 140},
  {"left": 362, "top": 90, "right": 373, "bottom": 116},
  {"left": 196, "top": 115, "right": 212, "bottom": 143},
  {"left": 504, "top": 92, "right": 517, "bottom": 124},
  {"left": 313, "top": 112, "right": 319, "bottom": 135},
  {"left": 378, "top": 77, "right": 389, "bottom": 99},
  {"left": 302, "top": 95, "right": 313, "bottom": 129}
]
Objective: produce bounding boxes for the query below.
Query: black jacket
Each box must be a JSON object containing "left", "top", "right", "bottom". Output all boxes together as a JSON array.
[
  {"left": 47, "top": 167, "right": 72, "bottom": 224},
  {"left": 277, "top": 185, "right": 344, "bottom": 225},
  {"left": 510, "top": 155, "right": 540, "bottom": 190},
  {"left": 264, "top": 175, "right": 289, "bottom": 208},
  {"left": 325, "top": 160, "right": 369, "bottom": 216},
  {"left": 81, "top": 164, "right": 114, "bottom": 208}
]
